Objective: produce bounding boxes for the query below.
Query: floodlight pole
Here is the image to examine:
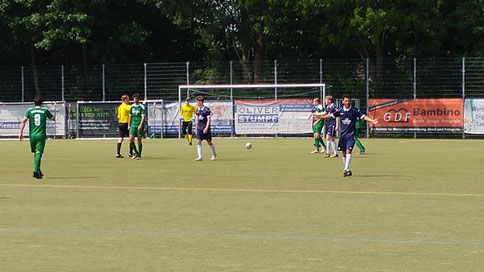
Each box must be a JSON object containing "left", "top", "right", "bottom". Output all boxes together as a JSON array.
[
  {"left": 230, "top": 60, "right": 234, "bottom": 138},
  {"left": 462, "top": 57, "right": 465, "bottom": 139},
  {"left": 413, "top": 58, "right": 417, "bottom": 139},
  {"left": 102, "top": 64, "right": 106, "bottom": 101},
  {"left": 274, "top": 60, "right": 278, "bottom": 100},
  {"left": 319, "top": 59, "right": 323, "bottom": 100}
]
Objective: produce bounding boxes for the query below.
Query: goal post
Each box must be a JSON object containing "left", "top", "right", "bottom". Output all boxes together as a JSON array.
[{"left": 178, "top": 83, "right": 325, "bottom": 138}]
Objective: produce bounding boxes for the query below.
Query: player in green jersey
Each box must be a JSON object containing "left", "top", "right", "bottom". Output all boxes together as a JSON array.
[
  {"left": 18, "top": 97, "right": 56, "bottom": 179},
  {"left": 310, "top": 98, "right": 326, "bottom": 153},
  {"left": 128, "top": 93, "right": 146, "bottom": 160},
  {"left": 355, "top": 117, "right": 366, "bottom": 154}
]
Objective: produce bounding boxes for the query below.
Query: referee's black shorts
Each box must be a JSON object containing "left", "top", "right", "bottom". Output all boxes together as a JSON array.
[
  {"left": 181, "top": 121, "right": 193, "bottom": 135},
  {"left": 118, "top": 123, "right": 129, "bottom": 137}
]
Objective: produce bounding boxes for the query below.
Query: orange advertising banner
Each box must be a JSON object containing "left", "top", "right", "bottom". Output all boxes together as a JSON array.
[{"left": 368, "top": 99, "right": 463, "bottom": 133}]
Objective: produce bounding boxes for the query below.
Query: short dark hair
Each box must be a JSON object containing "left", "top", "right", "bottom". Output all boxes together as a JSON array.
[
  {"left": 132, "top": 93, "right": 139, "bottom": 99},
  {"left": 195, "top": 95, "right": 204, "bottom": 102},
  {"left": 342, "top": 94, "right": 352, "bottom": 100},
  {"left": 185, "top": 98, "right": 190, "bottom": 101},
  {"left": 34, "top": 96, "right": 44, "bottom": 106}
]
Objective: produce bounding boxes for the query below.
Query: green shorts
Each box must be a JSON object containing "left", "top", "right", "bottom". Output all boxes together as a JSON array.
[
  {"left": 30, "top": 136, "right": 46, "bottom": 153},
  {"left": 129, "top": 125, "right": 145, "bottom": 137},
  {"left": 312, "top": 121, "right": 324, "bottom": 134}
]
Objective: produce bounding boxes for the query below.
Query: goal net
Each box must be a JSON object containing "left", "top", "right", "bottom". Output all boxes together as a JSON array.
[{"left": 174, "top": 83, "right": 325, "bottom": 137}]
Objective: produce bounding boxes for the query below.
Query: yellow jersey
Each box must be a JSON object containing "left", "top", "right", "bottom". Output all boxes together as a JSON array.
[
  {"left": 180, "top": 104, "right": 196, "bottom": 122},
  {"left": 117, "top": 103, "right": 131, "bottom": 123}
]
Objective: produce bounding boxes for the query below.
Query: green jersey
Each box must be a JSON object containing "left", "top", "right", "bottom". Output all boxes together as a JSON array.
[
  {"left": 129, "top": 103, "right": 145, "bottom": 126},
  {"left": 355, "top": 117, "right": 362, "bottom": 129},
  {"left": 24, "top": 106, "right": 54, "bottom": 139}
]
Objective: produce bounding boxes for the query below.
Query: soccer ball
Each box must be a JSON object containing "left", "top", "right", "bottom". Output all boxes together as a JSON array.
[{"left": 245, "top": 142, "right": 252, "bottom": 149}]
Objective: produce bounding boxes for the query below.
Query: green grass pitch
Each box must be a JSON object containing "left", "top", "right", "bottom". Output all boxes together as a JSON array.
[{"left": 1, "top": 138, "right": 483, "bottom": 271}]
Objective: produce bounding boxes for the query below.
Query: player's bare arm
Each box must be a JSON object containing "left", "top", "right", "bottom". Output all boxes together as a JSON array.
[
  {"left": 128, "top": 115, "right": 132, "bottom": 130},
  {"left": 363, "top": 116, "right": 378, "bottom": 124},
  {"left": 18, "top": 117, "right": 27, "bottom": 140},
  {"left": 138, "top": 115, "right": 145, "bottom": 130},
  {"left": 203, "top": 116, "right": 210, "bottom": 134},
  {"left": 335, "top": 117, "right": 340, "bottom": 131}
]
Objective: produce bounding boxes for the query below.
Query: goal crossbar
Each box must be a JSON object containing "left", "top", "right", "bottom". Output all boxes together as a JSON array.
[{"left": 178, "top": 83, "right": 325, "bottom": 90}]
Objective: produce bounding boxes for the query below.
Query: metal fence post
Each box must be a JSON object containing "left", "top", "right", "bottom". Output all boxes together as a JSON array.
[
  {"left": 144, "top": 63, "right": 147, "bottom": 99},
  {"left": 21, "top": 66, "right": 25, "bottom": 102},
  {"left": 61, "top": 65, "right": 65, "bottom": 101},
  {"left": 186, "top": 61, "right": 190, "bottom": 98},
  {"left": 102, "top": 64, "right": 106, "bottom": 101},
  {"left": 462, "top": 57, "right": 466, "bottom": 139},
  {"left": 366, "top": 58, "right": 370, "bottom": 138},
  {"left": 274, "top": 60, "right": 278, "bottom": 100},
  {"left": 230, "top": 60, "right": 234, "bottom": 137},
  {"left": 319, "top": 59, "right": 323, "bottom": 100},
  {"left": 413, "top": 58, "right": 417, "bottom": 139}
]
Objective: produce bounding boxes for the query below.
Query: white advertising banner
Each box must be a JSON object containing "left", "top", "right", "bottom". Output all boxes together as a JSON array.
[
  {"left": 464, "top": 99, "right": 484, "bottom": 134},
  {"left": 235, "top": 99, "right": 313, "bottom": 134},
  {"left": 163, "top": 100, "right": 233, "bottom": 135},
  {"left": 0, "top": 102, "right": 66, "bottom": 137}
]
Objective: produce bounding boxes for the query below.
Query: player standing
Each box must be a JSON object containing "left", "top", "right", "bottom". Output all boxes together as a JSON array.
[
  {"left": 319, "top": 94, "right": 378, "bottom": 177},
  {"left": 180, "top": 98, "right": 196, "bottom": 145},
  {"left": 116, "top": 95, "right": 132, "bottom": 158},
  {"left": 310, "top": 98, "right": 326, "bottom": 153},
  {"left": 323, "top": 96, "right": 338, "bottom": 158},
  {"left": 355, "top": 116, "right": 366, "bottom": 154},
  {"left": 194, "top": 95, "right": 217, "bottom": 161},
  {"left": 18, "top": 97, "right": 56, "bottom": 179},
  {"left": 128, "top": 93, "right": 145, "bottom": 160}
]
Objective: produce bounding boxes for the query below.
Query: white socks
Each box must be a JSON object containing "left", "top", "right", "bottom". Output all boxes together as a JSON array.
[
  {"left": 197, "top": 144, "right": 216, "bottom": 158},
  {"left": 210, "top": 144, "right": 216, "bottom": 156},
  {"left": 326, "top": 141, "right": 338, "bottom": 155},
  {"left": 344, "top": 154, "right": 352, "bottom": 171},
  {"left": 197, "top": 145, "right": 202, "bottom": 158}
]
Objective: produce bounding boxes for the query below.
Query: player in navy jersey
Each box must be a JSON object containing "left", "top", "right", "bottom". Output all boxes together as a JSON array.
[
  {"left": 323, "top": 96, "right": 338, "bottom": 158},
  {"left": 194, "top": 95, "right": 217, "bottom": 161},
  {"left": 319, "top": 94, "right": 378, "bottom": 177}
]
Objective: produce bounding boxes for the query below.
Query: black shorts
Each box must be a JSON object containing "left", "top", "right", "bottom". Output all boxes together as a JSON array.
[
  {"left": 118, "top": 123, "right": 129, "bottom": 137},
  {"left": 182, "top": 121, "right": 193, "bottom": 135}
]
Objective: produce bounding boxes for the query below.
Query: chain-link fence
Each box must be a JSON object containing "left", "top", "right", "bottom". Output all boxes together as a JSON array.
[{"left": 1, "top": 58, "right": 482, "bottom": 103}]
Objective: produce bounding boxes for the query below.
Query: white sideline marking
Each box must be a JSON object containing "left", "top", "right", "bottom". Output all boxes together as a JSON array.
[
  {"left": 0, "top": 226, "right": 480, "bottom": 246},
  {"left": 0, "top": 183, "right": 483, "bottom": 198}
]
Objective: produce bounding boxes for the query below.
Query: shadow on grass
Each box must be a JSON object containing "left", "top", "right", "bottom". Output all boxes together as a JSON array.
[
  {"left": 46, "top": 176, "right": 100, "bottom": 180},
  {"left": 353, "top": 174, "right": 407, "bottom": 178}
]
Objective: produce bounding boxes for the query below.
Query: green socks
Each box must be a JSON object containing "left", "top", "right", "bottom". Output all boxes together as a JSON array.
[
  {"left": 33, "top": 152, "right": 43, "bottom": 173},
  {"left": 138, "top": 144, "right": 143, "bottom": 157},
  {"left": 355, "top": 138, "right": 365, "bottom": 152},
  {"left": 130, "top": 142, "right": 139, "bottom": 155},
  {"left": 318, "top": 137, "right": 326, "bottom": 148},
  {"left": 314, "top": 139, "right": 320, "bottom": 150}
]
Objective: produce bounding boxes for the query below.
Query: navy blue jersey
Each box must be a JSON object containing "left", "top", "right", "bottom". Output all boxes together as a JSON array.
[
  {"left": 325, "top": 103, "right": 338, "bottom": 127},
  {"left": 196, "top": 106, "right": 212, "bottom": 130},
  {"left": 332, "top": 106, "right": 365, "bottom": 138}
]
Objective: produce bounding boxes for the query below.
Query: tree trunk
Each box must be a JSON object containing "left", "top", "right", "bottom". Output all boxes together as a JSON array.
[{"left": 29, "top": 40, "right": 41, "bottom": 97}]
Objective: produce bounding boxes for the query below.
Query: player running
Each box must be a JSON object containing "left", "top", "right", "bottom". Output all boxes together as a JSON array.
[
  {"left": 180, "top": 98, "right": 196, "bottom": 145},
  {"left": 310, "top": 98, "right": 326, "bottom": 154},
  {"left": 116, "top": 94, "right": 132, "bottom": 158},
  {"left": 18, "top": 97, "right": 56, "bottom": 179},
  {"left": 319, "top": 94, "right": 378, "bottom": 177},
  {"left": 323, "top": 96, "right": 338, "bottom": 158},
  {"left": 194, "top": 95, "right": 217, "bottom": 161},
  {"left": 128, "top": 93, "right": 145, "bottom": 160}
]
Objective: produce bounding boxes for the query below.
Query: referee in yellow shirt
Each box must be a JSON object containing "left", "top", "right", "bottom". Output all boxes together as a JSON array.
[
  {"left": 180, "top": 98, "right": 196, "bottom": 145},
  {"left": 116, "top": 95, "right": 132, "bottom": 158}
]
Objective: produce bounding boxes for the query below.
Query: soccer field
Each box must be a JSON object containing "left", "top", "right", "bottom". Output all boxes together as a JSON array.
[{"left": 1, "top": 138, "right": 483, "bottom": 271}]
